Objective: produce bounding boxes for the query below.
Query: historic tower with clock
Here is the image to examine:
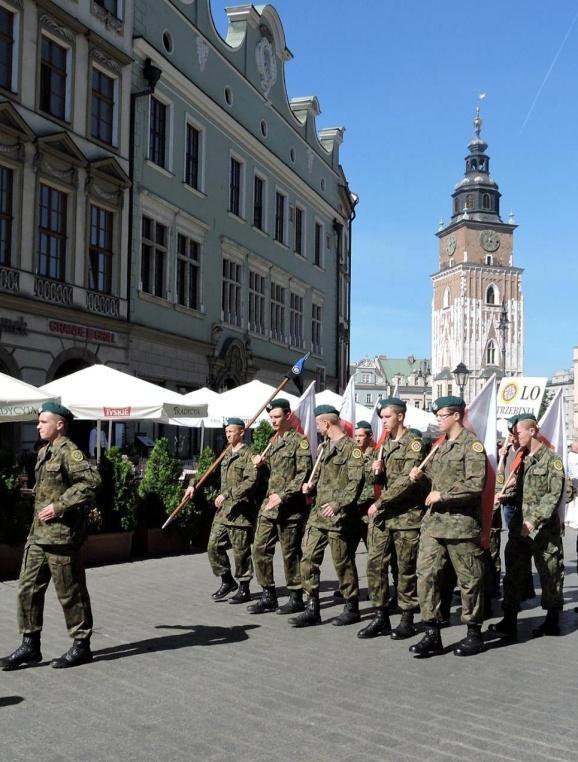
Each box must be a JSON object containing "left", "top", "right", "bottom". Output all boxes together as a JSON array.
[{"left": 431, "top": 109, "right": 524, "bottom": 400}]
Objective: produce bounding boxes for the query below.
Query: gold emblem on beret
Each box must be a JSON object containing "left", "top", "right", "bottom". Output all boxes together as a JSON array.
[
  {"left": 299, "top": 439, "right": 310, "bottom": 450},
  {"left": 71, "top": 450, "right": 85, "bottom": 463},
  {"left": 410, "top": 440, "right": 421, "bottom": 453},
  {"left": 352, "top": 448, "right": 363, "bottom": 459},
  {"left": 552, "top": 458, "right": 564, "bottom": 472},
  {"left": 472, "top": 441, "right": 484, "bottom": 453}
]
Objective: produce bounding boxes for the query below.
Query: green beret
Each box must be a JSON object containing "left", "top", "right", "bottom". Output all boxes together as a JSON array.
[
  {"left": 409, "top": 428, "right": 422, "bottom": 438},
  {"left": 355, "top": 420, "right": 373, "bottom": 431},
  {"left": 514, "top": 413, "right": 538, "bottom": 425},
  {"left": 39, "top": 402, "right": 74, "bottom": 423},
  {"left": 266, "top": 398, "right": 291, "bottom": 413},
  {"left": 432, "top": 396, "right": 466, "bottom": 413},
  {"left": 378, "top": 397, "right": 406, "bottom": 412},
  {"left": 314, "top": 404, "right": 339, "bottom": 417},
  {"left": 225, "top": 417, "right": 245, "bottom": 428},
  {"left": 506, "top": 415, "right": 519, "bottom": 432}
]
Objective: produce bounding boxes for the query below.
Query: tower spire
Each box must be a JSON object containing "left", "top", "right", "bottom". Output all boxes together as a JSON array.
[{"left": 474, "top": 104, "right": 482, "bottom": 138}]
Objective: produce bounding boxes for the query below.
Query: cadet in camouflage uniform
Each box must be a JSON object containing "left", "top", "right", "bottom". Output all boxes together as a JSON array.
[
  {"left": 205, "top": 418, "right": 259, "bottom": 604},
  {"left": 248, "top": 398, "right": 312, "bottom": 615},
  {"left": 289, "top": 405, "right": 365, "bottom": 628},
  {"left": 489, "top": 414, "right": 565, "bottom": 639},
  {"left": 352, "top": 420, "right": 380, "bottom": 551},
  {"left": 409, "top": 396, "right": 487, "bottom": 657},
  {"left": 359, "top": 398, "right": 427, "bottom": 640},
  {"left": 2, "top": 403, "right": 101, "bottom": 671}
]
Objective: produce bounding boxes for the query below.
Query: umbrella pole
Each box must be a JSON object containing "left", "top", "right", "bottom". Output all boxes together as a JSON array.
[
  {"left": 96, "top": 419, "right": 102, "bottom": 464},
  {"left": 200, "top": 419, "right": 205, "bottom": 452},
  {"left": 107, "top": 420, "right": 112, "bottom": 451}
]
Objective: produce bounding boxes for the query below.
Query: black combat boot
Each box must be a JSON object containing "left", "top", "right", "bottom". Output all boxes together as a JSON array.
[
  {"left": 247, "top": 586, "right": 277, "bottom": 614},
  {"left": 532, "top": 609, "right": 560, "bottom": 638},
  {"left": 391, "top": 610, "right": 417, "bottom": 640},
  {"left": 453, "top": 624, "right": 486, "bottom": 656},
  {"left": 289, "top": 594, "right": 321, "bottom": 627},
  {"left": 409, "top": 623, "right": 443, "bottom": 657},
  {"left": 333, "top": 597, "right": 361, "bottom": 627},
  {"left": 276, "top": 589, "right": 305, "bottom": 615},
  {"left": 212, "top": 572, "right": 238, "bottom": 601},
  {"left": 357, "top": 607, "right": 391, "bottom": 638},
  {"left": 1, "top": 633, "right": 42, "bottom": 671},
  {"left": 488, "top": 609, "right": 518, "bottom": 639},
  {"left": 51, "top": 639, "right": 93, "bottom": 669},
  {"left": 228, "top": 580, "right": 251, "bottom": 604}
]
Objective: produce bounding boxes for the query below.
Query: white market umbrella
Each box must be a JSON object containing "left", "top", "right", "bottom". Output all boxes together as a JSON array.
[
  {"left": 0, "top": 371, "right": 59, "bottom": 422},
  {"left": 404, "top": 404, "right": 438, "bottom": 434},
  {"left": 168, "top": 387, "right": 221, "bottom": 449},
  {"left": 41, "top": 365, "right": 208, "bottom": 422},
  {"left": 315, "top": 389, "right": 372, "bottom": 425},
  {"left": 206, "top": 379, "right": 299, "bottom": 428}
]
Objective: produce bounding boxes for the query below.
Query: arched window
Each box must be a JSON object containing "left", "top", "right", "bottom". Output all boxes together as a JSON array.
[
  {"left": 465, "top": 194, "right": 473, "bottom": 209},
  {"left": 486, "top": 341, "right": 496, "bottom": 365},
  {"left": 485, "top": 255, "right": 493, "bottom": 265},
  {"left": 442, "top": 287, "right": 450, "bottom": 308},
  {"left": 482, "top": 193, "right": 490, "bottom": 209},
  {"left": 454, "top": 197, "right": 460, "bottom": 213},
  {"left": 486, "top": 285, "right": 496, "bottom": 305}
]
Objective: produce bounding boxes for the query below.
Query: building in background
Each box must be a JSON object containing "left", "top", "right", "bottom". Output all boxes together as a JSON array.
[
  {"left": 129, "top": 0, "right": 356, "bottom": 400},
  {"left": 0, "top": 0, "right": 133, "bottom": 452},
  {"left": 547, "top": 367, "right": 575, "bottom": 440},
  {"left": 432, "top": 108, "right": 523, "bottom": 401},
  {"left": 351, "top": 355, "right": 432, "bottom": 411}
]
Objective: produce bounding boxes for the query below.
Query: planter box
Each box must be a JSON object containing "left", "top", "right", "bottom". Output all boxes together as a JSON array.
[
  {"left": 81, "top": 531, "right": 134, "bottom": 567},
  {"left": 0, "top": 543, "right": 24, "bottom": 580},
  {"left": 144, "top": 527, "right": 187, "bottom": 557}
]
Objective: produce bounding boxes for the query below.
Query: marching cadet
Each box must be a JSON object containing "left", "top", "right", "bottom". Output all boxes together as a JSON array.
[
  {"left": 289, "top": 405, "right": 365, "bottom": 628},
  {"left": 204, "top": 418, "right": 259, "bottom": 604},
  {"left": 409, "top": 396, "right": 487, "bottom": 657},
  {"left": 359, "top": 398, "right": 427, "bottom": 640},
  {"left": 248, "top": 398, "right": 312, "bottom": 615},
  {"left": 352, "top": 420, "right": 381, "bottom": 551},
  {"left": 2, "top": 403, "right": 101, "bottom": 671},
  {"left": 489, "top": 414, "right": 565, "bottom": 639}
]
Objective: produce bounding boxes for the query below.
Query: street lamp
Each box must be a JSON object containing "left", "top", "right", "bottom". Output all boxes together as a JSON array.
[
  {"left": 497, "top": 301, "right": 510, "bottom": 377},
  {"left": 452, "top": 362, "right": 470, "bottom": 398}
]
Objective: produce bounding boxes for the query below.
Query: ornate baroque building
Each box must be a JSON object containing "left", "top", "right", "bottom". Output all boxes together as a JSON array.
[
  {"left": 351, "top": 355, "right": 432, "bottom": 411},
  {"left": 432, "top": 109, "right": 523, "bottom": 400}
]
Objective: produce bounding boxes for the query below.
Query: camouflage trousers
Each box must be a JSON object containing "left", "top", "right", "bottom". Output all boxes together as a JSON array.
[
  {"left": 17, "top": 543, "right": 93, "bottom": 640},
  {"left": 207, "top": 521, "right": 254, "bottom": 581},
  {"left": 416, "top": 533, "right": 485, "bottom": 624},
  {"left": 367, "top": 523, "right": 419, "bottom": 609},
  {"left": 502, "top": 529, "right": 564, "bottom": 612},
  {"left": 300, "top": 523, "right": 359, "bottom": 600},
  {"left": 252, "top": 513, "right": 305, "bottom": 589}
]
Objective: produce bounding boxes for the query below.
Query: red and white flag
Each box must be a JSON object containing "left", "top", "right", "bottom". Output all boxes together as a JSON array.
[
  {"left": 288, "top": 381, "right": 317, "bottom": 451},
  {"left": 538, "top": 388, "right": 568, "bottom": 522},
  {"left": 370, "top": 399, "right": 382, "bottom": 443},
  {"left": 339, "top": 375, "right": 356, "bottom": 437},
  {"left": 463, "top": 374, "right": 497, "bottom": 550}
]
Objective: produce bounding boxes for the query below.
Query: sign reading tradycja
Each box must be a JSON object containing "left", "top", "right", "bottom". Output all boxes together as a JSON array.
[{"left": 497, "top": 377, "right": 548, "bottom": 419}]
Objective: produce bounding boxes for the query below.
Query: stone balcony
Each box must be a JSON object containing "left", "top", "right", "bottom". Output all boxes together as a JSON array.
[{"left": 0, "top": 265, "right": 127, "bottom": 320}]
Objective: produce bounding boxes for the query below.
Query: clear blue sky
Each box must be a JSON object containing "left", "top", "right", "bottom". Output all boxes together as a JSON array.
[{"left": 214, "top": 1, "right": 578, "bottom": 376}]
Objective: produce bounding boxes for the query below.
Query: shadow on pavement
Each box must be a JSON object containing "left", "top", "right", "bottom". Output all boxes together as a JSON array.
[
  {"left": 0, "top": 696, "right": 24, "bottom": 707},
  {"left": 92, "top": 624, "right": 260, "bottom": 662}
]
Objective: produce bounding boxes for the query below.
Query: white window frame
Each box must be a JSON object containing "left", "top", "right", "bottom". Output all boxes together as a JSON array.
[
  {"left": 294, "top": 202, "right": 306, "bottom": 257},
  {"left": 147, "top": 91, "right": 174, "bottom": 174},
  {"left": 221, "top": 242, "right": 244, "bottom": 328},
  {"left": 274, "top": 187, "right": 288, "bottom": 246},
  {"left": 175, "top": 229, "right": 203, "bottom": 313},
  {"left": 0, "top": 0, "right": 20, "bottom": 94},
  {"left": 252, "top": 170, "right": 267, "bottom": 233},
  {"left": 183, "top": 115, "right": 205, "bottom": 194},
  {"left": 91, "top": 60, "right": 119, "bottom": 147},
  {"left": 311, "top": 296, "right": 323, "bottom": 356},
  {"left": 289, "top": 289, "right": 305, "bottom": 349},
  {"left": 313, "top": 217, "right": 324, "bottom": 269},
  {"left": 228, "top": 150, "right": 245, "bottom": 220},
  {"left": 39, "top": 30, "right": 73, "bottom": 123}
]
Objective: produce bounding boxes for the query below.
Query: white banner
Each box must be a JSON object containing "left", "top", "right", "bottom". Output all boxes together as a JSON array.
[{"left": 497, "top": 376, "right": 547, "bottom": 419}]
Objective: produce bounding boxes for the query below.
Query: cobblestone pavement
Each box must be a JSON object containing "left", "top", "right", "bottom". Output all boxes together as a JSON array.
[{"left": 2, "top": 533, "right": 578, "bottom": 762}]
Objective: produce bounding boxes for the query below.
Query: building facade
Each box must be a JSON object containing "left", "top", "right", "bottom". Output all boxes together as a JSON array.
[
  {"left": 351, "top": 355, "right": 432, "bottom": 411},
  {"left": 0, "top": 0, "right": 133, "bottom": 451},
  {"left": 547, "top": 367, "right": 575, "bottom": 441},
  {"left": 129, "top": 0, "right": 356, "bottom": 396},
  {"left": 432, "top": 109, "right": 523, "bottom": 401}
]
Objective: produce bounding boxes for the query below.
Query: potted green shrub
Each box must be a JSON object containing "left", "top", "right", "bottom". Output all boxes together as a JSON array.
[{"left": 0, "top": 453, "right": 32, "bottom": 580}]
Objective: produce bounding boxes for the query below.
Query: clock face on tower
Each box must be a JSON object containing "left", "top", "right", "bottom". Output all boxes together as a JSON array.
[
  {"left": 480, "top": 230, "right": 500, "bottom": 252},
  {"left": 445, "top": 234, "right": 457, "bottom": 257}
]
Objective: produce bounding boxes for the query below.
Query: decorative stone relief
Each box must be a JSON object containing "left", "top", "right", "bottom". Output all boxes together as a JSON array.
[
  {"left": 92, "top": 49, "right": 121, "bottom": 75},
  {"left": 196, "top": 36, "right": 209, "bottom": 72},
  {"left": 255, "top": 36, "right": 277, "bottom": 98},
  {"left": 90, "top": 1, "right": 123, "bottom": 34},
  {"left": 39, "top": 14, "right": 74, "bottom": 44}
]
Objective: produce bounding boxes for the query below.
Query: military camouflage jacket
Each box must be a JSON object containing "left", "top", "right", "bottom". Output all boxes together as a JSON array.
[
  {"left": 308, "top": 436, "right": 365, "bottom": 531},
  {"left": 357, "top": 445, "right": 380, "bottom": 506},
  {"left": 374, "top": 430, "right": 427, "bottom": 529},
  {"left": 29, "top": 436, "right": 101, "bottom": 546},
  {"left": 215, "top": 444, "right": 259, "bottom": 527},
  {"left": 259, "top": 429, "right": 312, "bottom": 521},
  {"left": 422, "top": 427, "right": 487, "bottom": 540},
  {"left": 512, "top": 444, "right": 565, "bottom": 537}
]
